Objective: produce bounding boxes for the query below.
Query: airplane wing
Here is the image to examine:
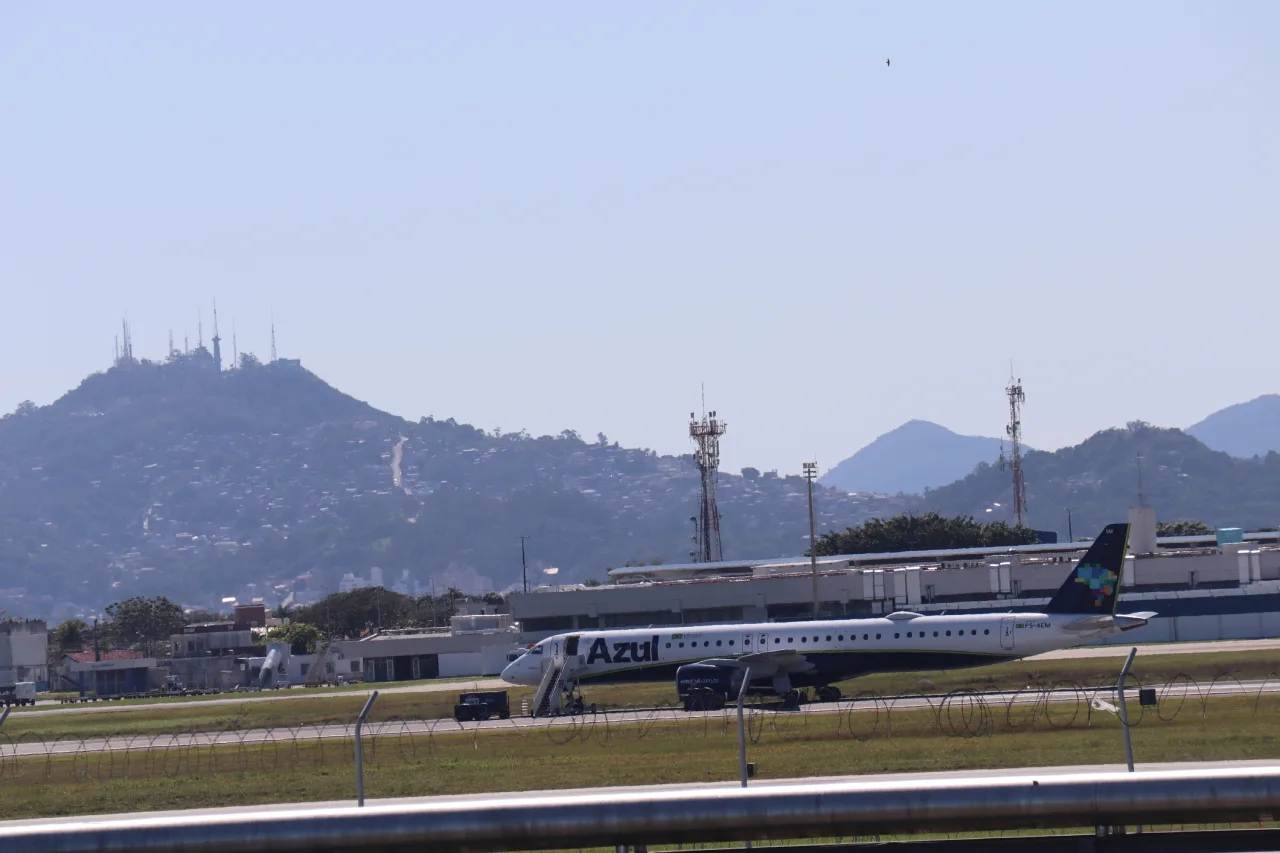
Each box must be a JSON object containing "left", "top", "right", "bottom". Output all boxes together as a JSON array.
[{"left": 694, "top": 649, "right": 814, "bottom": 677}]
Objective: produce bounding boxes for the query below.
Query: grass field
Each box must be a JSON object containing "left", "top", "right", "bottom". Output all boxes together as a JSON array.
[
  {"left": 3, "top": 693, "right": 1279, "bottom": 822},
  {"left": 5, "top": 649, "right": 1277, "bottom": 741}
]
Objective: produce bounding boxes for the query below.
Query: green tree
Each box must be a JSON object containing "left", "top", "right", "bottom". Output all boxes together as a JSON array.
[
  {"left": 51, "top": 618, "right": 89, "bottom": 654},
  {"left": 104, "top": 596, "right": 186, "bottom": 656},
  {"left": 1156, "top": 520, "right": 1214, "bottom": 537},
  {"left": 740, "top": 467, "right": 761, "bottom": 480},
  {"left": 811, "top": 512, "right": 1040, "bottom": 557},
  {"left": 183, "top": 609, "right": 228, "bottom": 625},
  {"left": 264, "top": 621, "right": 324, "bottom": 654},
  {"left": 292, "top": 588, "right": 417, "bottom": 638}
]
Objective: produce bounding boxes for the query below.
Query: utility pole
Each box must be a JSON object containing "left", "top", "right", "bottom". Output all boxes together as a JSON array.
[
  {"left": 518, "top": 536, "right": 532, "bottom": 594},
  {"left": 803, "top": 461, "right": 819, "bottom": 619}
]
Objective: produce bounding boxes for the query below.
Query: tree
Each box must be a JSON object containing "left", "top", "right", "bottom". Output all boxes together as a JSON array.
[
  {"left": 741, "top": 467, "right": 761, "bottom": 480},
  {"left": 264, "top": 621, "right": 324, "bottom": 654},
  {"left": 292, "top": 588, "right": 418, "bottom": 638},
  {"left": 811, "top": 512, "right": 1040, "bottom": 557},
  {"left": 238, "top": 352, "right": 261, "bottom": 369},
  {"left": 51, "top": 618, "right": 89, "bottom": 654},
  {"left": 1156, "top": 520, "right": 1214, "bottom": 537},
  {"left": 104, "top": 596, "right": 186, "bottom": 656},
  {"left": 183, "top": 609, "right": 228, "bottom": 625}
]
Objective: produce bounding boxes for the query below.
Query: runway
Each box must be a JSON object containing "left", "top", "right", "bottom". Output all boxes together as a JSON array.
[
  {"left": 3, "top": 676, "right": 1274, "bottom": 761},
  {"left": 7, "top": 636, "right": 1276, "bottom": 721}
]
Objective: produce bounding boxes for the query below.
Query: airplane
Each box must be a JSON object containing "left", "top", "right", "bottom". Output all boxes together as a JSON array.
[{"left": 501, "top": 523, "right": 1155, "bottom": 710}]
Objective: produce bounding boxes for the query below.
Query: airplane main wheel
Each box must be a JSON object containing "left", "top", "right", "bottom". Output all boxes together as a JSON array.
[
  {"left": 782, "top": 690, "right": 803, "bottom": 711},
  {"left": 817, "top": 686, "right": 842, "bottom": 703}
]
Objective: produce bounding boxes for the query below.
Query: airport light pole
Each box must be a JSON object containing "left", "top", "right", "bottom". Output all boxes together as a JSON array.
[
  {"left": 518, "top": 535, "right": 532, "bottom": 594},
  {"left": 803, "top": 461, "right": 819, "bottom": 619}
]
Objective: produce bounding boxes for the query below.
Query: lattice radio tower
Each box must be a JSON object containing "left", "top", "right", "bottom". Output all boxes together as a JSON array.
[
  {"left": 689, "top": 402, "right": 727, "bottom": 563},
  {"left": 998, "top": 373, "right": 1028, "bottom": 527}
]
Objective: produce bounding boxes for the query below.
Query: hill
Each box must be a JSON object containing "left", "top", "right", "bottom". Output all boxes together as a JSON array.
[
  {"left": 918, "top": 422, "right": 1280, "bottom": 537},
  {"left": 819, "top": 420, "right": 1008, "bottom": 495},
  {"left": 0, "top": 355, "right": 908, "bottom": 620},
  {"left": 1186, "top": 394, "right": 1280, "bottom": 459}
]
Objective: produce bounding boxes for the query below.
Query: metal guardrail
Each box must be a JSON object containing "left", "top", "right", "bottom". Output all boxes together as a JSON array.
[{"left": 3, "top": 766, "right": 1280, "bottom": 852}]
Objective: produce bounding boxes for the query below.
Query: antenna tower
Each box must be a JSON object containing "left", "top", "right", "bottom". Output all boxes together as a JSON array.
[
  {"left": 270, "top": 315, "right": 277, "bottom": 363},
  {"left": 232, "top": 318, "right": 239, "bottom": 366},
  {"left": 197, "top": 309, "right": 203, "bottom": 350},
  {"left": 998, "top": 373, "right": 1028, "bottom": 526},
  {"left": 688, "top": 402, "right": 727, "bottom": 563},
  {"left": 211, "top": 300, "right": 222, "bottom": 370},
  {"left": 168, "top": 330, "right": 174, "bottom": 356}
]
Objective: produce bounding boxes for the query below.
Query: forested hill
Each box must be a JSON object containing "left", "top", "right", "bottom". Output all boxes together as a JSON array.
[
  {"left": 918, "top": 422, "right": 1280, "bottom": 537},
  {"left": 0, "top": 357, "right": 907, "bottom": 620}
]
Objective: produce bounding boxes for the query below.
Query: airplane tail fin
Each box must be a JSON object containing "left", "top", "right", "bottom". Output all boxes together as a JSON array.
[{"left": 1045, "top": 523, "right": 1130, "bottom": 615}]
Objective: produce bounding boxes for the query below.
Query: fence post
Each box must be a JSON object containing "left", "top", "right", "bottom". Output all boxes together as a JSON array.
[
  {"left": 737, "top": 666, "right": 753, "bottom": 789},
  {"left": 0, "top": 706, "right": 9, "bottom": 730},
  {"left": 1116, "top": 648, "right": 1137, "bottom": 772},
  {"left": 355, "top": 690, "right": 379, "bottom": 807}
]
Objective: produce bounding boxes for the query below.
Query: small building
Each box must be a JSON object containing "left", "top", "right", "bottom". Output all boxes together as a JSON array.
[
  {"left": 57, "top": 650, "right": 157, "bottom": 696},
  {"left": 0, "top": 619, "right": 49, "bottom": 689},
  {"left": 335, "top": 614, "right": 520, "bottom": 683}
]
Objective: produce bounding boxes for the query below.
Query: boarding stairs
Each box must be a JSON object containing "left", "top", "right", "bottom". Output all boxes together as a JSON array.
[{"left": 531, "top": 663, "right": 566, "bottom": 717}]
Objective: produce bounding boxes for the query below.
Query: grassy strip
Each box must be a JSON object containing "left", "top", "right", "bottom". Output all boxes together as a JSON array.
[
  {"left": 6, "top": 649, "right": 1276, "bottom": 741},
  {"left": 3, "top": 693, "right": 1280, "bottom": 822}
]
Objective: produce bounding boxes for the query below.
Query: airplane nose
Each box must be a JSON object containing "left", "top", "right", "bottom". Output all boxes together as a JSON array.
[{"left": 500, "top": 663, "right": 518, "bottom": 685}]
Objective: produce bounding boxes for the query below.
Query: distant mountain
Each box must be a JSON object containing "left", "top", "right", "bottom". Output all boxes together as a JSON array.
[
  {"left": 919, "top": 422, "right": 1280, "bottom": 536},
  {"left": 0, "top": 354, "right": 909, "bottom": 620},
  {"left": 1186, "top": 394, "right": 1280, "bottom": 459},
  {"left": 820, "top": 420, "right": 1008, "bottom": 495}
]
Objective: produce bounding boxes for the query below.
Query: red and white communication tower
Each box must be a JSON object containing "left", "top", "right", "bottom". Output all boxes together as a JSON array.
[
  {"left": 689, "top": 407, "right": 727, "bottom": 563},
  {"left": 998, "top": 375, "right": 1028, "bottom": 527}
]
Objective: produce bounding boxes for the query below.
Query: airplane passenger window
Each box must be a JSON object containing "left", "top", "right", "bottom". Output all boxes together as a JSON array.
[
  {"left": 971, "top": 630, "right": 977, "bottom": 635},
  {"left": 813, "top": 636, "right": 819, "bottom": 642},
  {"left": 946, "top": 630, "right": 951, "bottom": 636},
  {"left": 875, "top": 633, "right": 880, "bottom": 639},
  {"left": 775, "top": 638, "right": 781, "bottom": 644},
  {"left": 729, "top": 640, "right": 734, "bottom": 645},
  {"left": 984, "top": 629, "right": 990, "bottom": 635},
  {"left": 679, "top": 642, "right": 685, "bottom": 648},
  {"left": 838, "top": 635, "right": 844, "bottom": 641},
  {"left": 826, "top": 635, "right": 832, "bottom": 641},
  {"left": 716, "top": 640, "right": 722, "bottom": 646},
  {"left": 933, "top": 631, "right": 939, "bottom": 637},
  {"left": 894, "top": 633, "right": 900, "bottom": 639},
  {"left": 863, "top": 634, "right": 869, "bottom": 640},
  {"left": 666, "top": 643, "right": 671, "bottom": 648},
  {"left": 906, "top": 632, "right": 912, "bottom": 638},
  {"left": 801, "top": 637, "right": 808, "bottom": 643}
]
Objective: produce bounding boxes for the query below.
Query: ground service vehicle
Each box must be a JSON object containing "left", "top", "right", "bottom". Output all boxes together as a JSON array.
[
  {"left": 1, "top": 681, "right": 37, "bottom": 707},
  {"left": 453, "top": 690, "right": 510, "bottom": 722}
]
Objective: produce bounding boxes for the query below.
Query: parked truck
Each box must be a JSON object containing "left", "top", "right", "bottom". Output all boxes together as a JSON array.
[
  {"left": 1, "top": 682, "right": 37, "bottom": 707},
  {"left": 453, "top": 690, "right": 510, "bottom": 722}
]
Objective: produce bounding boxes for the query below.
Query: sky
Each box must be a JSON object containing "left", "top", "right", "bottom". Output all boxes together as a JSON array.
[{"left": 2, "top": 2, "right": 1277, "bottom": 476}]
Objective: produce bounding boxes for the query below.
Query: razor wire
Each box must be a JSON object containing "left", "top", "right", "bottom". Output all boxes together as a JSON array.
[{"left": 0, "top": 671, "right": 1272, "bottom": 788}]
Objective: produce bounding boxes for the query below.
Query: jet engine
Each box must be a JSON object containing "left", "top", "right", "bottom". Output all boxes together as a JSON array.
[{"left": 675, "top": 662, "right": 738, "bottom": 711}]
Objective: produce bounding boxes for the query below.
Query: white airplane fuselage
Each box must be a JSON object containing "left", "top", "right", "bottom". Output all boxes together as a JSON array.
[{"left": 500, "top": 609, "right": 1145, "bottom": 693}]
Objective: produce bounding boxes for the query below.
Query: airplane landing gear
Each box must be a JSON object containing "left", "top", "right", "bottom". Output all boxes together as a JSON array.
[{"left": 816, "top": 685, "right": 843, "bottom": 703}]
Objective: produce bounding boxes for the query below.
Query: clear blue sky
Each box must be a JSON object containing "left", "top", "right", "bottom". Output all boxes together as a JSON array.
[{"left": 2, "top": 2, "right": 1277, "bottom": 475}]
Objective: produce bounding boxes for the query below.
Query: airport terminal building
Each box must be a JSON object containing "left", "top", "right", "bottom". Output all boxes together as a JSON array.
[{"left": 509, "top": 509, "right": 1280, "bottom": 646}]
